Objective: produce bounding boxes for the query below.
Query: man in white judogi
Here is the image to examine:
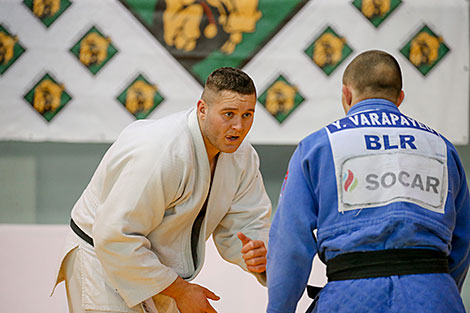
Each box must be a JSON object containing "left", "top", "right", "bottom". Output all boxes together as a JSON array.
[{"left": 52, "top": 67, "right": 271, "bottom": 313}]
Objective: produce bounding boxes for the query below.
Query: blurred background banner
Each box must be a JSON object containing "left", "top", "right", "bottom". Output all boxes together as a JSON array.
[{"left": 0, "top": 0, "right": 468, "bottom": 144}]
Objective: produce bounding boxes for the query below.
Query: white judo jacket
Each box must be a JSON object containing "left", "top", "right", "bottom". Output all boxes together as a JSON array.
[{"left": 53, "top": 109, "right": 272, "bottom": 312}]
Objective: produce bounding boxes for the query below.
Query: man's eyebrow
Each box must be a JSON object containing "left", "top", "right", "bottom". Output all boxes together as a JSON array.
[{"left": 220, "top": 107, "right": 255, "bottom": 112}]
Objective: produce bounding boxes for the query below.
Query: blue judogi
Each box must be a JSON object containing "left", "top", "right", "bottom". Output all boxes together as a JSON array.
[{"left": 267, "top": 99, "right": 470, "bottom": 313}]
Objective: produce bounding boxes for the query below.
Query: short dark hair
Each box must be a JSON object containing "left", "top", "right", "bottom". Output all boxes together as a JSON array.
[
  {"left": 202, "top": 67, "right": 256, "bottom": 98},
  {"left": 343, "top": 50, "right": 402, "bottom": 100}
]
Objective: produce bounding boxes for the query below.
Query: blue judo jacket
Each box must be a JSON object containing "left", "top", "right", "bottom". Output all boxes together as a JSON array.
[{"left": 267, "top": 99, "right": 470, "bottom": 313}]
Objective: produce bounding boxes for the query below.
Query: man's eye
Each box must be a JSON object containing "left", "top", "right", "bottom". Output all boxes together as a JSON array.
[
  {"left": 225, "top": 112, "right": 233, "bottom": 117},
  {"left": 243, "top": 113, "right": 252, "bottom": 118}
]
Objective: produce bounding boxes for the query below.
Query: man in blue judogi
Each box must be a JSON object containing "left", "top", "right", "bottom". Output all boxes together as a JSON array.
[{"left": 267, "top": 50, "right": 470, "bottom": 313}]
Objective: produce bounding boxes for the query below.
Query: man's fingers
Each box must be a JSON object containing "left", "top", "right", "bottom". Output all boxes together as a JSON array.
[
  {"left": 237, "top": 232, "right": 251, "bottom": 246},
  {"left": 242, "top": 245, "right": 267, "bottom": 259},
  {"left": 247, "top": 264, "right": 266, "bottom": 273},
  {"left": 238, "top": 233, "right": 267, "bottom": 273},
  {"left": 241, "top": 239, "right": 265, "bottom": 254},
  {"left": 202, "top": 286, "right": 220, "bottom": 301},
  {"left": 244, "top": 256, "right": 267, "bottom": 266}
]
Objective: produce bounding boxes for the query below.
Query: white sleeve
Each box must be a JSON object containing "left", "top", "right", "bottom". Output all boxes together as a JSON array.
[{"left": 92, "top": 142, "right": 182, "bottom": 308}]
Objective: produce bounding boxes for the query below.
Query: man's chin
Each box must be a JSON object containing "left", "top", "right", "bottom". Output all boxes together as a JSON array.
[{"left": 220, "top": 143, "right": 242, "bottom": 154}]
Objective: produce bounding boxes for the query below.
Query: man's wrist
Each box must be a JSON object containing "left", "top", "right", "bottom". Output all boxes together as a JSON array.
[{"left": 159, "top": 276, "right": 188, "bottom": 300}]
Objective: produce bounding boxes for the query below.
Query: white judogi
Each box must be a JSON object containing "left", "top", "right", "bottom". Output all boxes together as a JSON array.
[{"left": 52, "top": 109, "right": 271, "bottom": 312}]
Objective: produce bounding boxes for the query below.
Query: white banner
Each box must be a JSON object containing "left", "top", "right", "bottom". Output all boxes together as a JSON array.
[{"left": 0, "top": 0, "right": 468, "bottom": 144}]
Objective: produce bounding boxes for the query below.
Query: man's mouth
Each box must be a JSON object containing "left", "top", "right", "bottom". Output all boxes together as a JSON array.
[{"left": 226, "top": 135, "right": 240, "bottom": 142}]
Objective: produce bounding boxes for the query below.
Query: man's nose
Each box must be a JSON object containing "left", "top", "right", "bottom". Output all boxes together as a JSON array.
[{"left": 231, "top": 116, "right": 243, "bottom": 130}]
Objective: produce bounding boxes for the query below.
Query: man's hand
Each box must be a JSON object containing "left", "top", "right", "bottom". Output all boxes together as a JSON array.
[
  {"left": 237, "top": 232, "right": 267, "bottom": 273},
  {"left": 157, "top": 276, "right": 220, "bottom": 313}
]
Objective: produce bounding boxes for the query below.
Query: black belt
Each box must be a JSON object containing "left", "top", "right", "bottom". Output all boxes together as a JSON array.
[
  {"left": 326, "top": 248, "right": 449, "bottom": 281},
  {"left": 306, "top": 248, "right": 449, "bottom": 310},
  {"left": 70, "top": 218, "right": 94, "bottom": 246}
]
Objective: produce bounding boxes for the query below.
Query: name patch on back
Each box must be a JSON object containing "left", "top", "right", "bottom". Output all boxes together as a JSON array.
[
  {"left": 327, "top": 111, "right": 439, "bottom": 136},
  {"left": 340, "top": 153, "right": 447, "bottom": 213}
]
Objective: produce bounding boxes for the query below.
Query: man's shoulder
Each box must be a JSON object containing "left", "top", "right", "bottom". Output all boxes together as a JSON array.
[
  {"left": 123, "top": 110, "right": 189, "bottom": 135},
  {"left": 110, "top": 110, "right": 193, "bottom": 160},
  {"left": 299, "top": 126, "right": 330, "bottom": 148}
]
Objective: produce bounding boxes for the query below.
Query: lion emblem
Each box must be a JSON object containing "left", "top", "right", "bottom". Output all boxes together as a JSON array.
[
  {"left": 33, "top": 79, "right": 64, "bottom": 113},
  {"left": 409, "top": 32, "right": 442, "bottom": 67},
  {"left": 265, "top": 81, "right": 297, "bottom": 116},
  {"left": 163, "top": 0, "right": 262, "bottom": 54},
  {"left": 33, "top": 0, "right": 61, "bottom": 18},
  {"left": 0, "top": 31, "right": 17, "bottom": 65},
  {"left": 79, "top": 33, "right": 111, "bottom": 67},
  {"left": 125, "top": 81, "right": 158, "bottom": 114},
  {"left": 313, "top": 33, "right": 345, "bottom": 68},
  {"left": 361, "top": 0, "right": 391, "bottom": 18}
]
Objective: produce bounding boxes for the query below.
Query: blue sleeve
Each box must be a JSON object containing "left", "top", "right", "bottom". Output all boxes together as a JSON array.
[
  {"left": 447, "top": 145, "right": 470, "bottom": 291},
  {"left": 267, "top": 143, "right": 318, "bottom": 313}
]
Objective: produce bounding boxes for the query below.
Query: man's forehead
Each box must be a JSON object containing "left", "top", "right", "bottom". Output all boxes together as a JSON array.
[
  {"left": 206, "top": 88, "right": 254, "bottom": 101},
  {"left": 212, "top": 91, "right": 256, "bottom": 110}
]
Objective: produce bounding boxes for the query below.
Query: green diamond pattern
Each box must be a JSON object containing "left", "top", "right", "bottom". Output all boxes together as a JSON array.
[
  {"left": 400, "top": 25, "right": 450, "bottom": 76},
  {"left": 305, "top": 26, "right": 353, "bottom": 76},
  {"left": 352, "top": 0, "right": 402, "bottom": 28},
  {"left": 0, "top": 25, "right": 26, "bottom": 75},
  {"left": 23, "top": 0, "right": 72, "bottom": 28},
  {"left": 70, "top": 26, "right": 118, "bottom": 75},
  {"left": 24, "top": 73, "right": 71, "bottom": 122},
  {"left": 117, "top": 74, "right": 164, "bottom": 119},
  {"left": 258, "top": 75, "right": 304, "bottom": 124}
]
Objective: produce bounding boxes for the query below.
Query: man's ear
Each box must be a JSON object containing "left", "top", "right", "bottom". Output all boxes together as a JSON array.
[
  {"left": 396, "top": 90, "right": 405, "bottom": 107},
  {"left": 342, "top": 85, "right": 352, "bottom": 106},
  {"left": 197, "top": 99, "right": 207, "bottom": 119}
]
